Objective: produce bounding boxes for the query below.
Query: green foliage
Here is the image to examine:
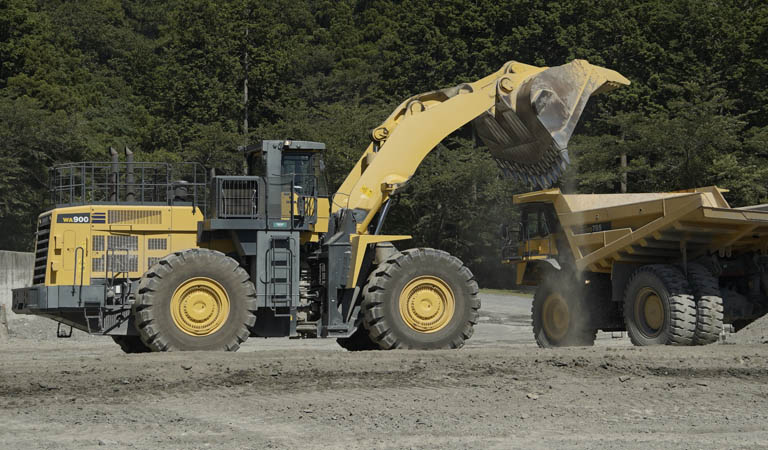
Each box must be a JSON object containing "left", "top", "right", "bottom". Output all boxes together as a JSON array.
[
  {"left": 571, "top": 82, "right": 768, "bottom": 206},
  {"left": 1, "top": 0, "right": 767, "bottom": 286}
]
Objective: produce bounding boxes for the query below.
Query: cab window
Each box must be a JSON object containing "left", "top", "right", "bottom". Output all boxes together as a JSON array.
[
  {"left": 281, "top": 153, "right": 328, "bottom": 196},
  {"left": 521, "top": 205, "right": 553, "bottom": 239}
]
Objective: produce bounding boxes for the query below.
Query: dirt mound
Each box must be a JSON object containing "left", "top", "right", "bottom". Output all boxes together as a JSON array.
[{"left": 729, "top": 315, "right": 768, "bottom": 344}]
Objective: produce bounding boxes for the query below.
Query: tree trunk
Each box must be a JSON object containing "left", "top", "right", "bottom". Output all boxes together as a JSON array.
[
  {"left": 620, "top": 151, "right": 627, "bottom": 193},
  {"left": 243, "top": 26, "right": 249, "bottom": 142}
]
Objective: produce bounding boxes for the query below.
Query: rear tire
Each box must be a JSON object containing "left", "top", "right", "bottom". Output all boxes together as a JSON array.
[
  {"left": 687, "top": 263, "right": 723, "bottom": 345},
  {"left": 362, "top": 248, "right": 480, "bottom": 350},
  {"left": 623, "top": 264, "right": 696, "bottom": 346},
  {"left": 532, "top": 273, "right": 596, "bottom": 347},
  {"left": 134, "top": 249, "right": 257, "bottom": 352},
  {"left": 111, "top": 335, "right": 151, "bottom": 354}
]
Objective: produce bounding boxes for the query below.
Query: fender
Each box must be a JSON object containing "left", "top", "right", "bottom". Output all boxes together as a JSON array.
[{"left": 516, "top": 258, "right": 562, "bottom": 285}]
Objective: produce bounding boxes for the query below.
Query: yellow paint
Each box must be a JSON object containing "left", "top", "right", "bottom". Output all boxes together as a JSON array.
[
  {"left": 398, "top": 275, "right": 455, "bottom": 333},
  {"left": 333, "top": 59, "right": 629, "bottom": 236},
  {"left": 515, "top": 262, "right": 527, "bottom": 285},
  {"left": 347, "top": 234, "right": 411, "bottom": 288},
  {"left": 301, "top": 197, "right": 331, "bottom": 243},
  {"left": 635, "top": 287, "right": 664, "bottom": 336},
  {"left": 542, "top": 293, "right": 569, "bottom": 342},
  {"left": 41, "top": 205, "right": 202, "bottom": 286},
  {"left": 170, "top": 277, "right": 230, "bottom": 336},
  {"left": 510, "top": 184, "right": 768, "bottom": 277},
  {"left": 643, "top": 293, "right": 664, "bottom": 330}
]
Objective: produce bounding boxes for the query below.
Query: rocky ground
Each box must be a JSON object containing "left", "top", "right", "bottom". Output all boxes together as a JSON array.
[{"left": 1, "top": 293, "right": 768, "bottom": 449}]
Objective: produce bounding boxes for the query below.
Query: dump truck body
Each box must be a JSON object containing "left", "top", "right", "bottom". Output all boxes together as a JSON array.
[{"left": 506, "top": 187, "right": 768, "bottom": 347}]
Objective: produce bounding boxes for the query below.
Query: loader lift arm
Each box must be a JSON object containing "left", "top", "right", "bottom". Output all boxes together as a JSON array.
[{"left": 332, "top": 59, "right": 630, "bottom": 236}]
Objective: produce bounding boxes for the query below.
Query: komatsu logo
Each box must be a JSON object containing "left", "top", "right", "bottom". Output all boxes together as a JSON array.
[{"left": 57, "top": 214, "right": 90, "bottom": 224}]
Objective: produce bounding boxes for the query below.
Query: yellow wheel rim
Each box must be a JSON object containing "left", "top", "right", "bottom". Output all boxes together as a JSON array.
[
  {"left": 398, "top": 276, "right": 455, "bottom": 333},
  {"left": 542, "top": 293, "right": 570, "bottom": 342},
  {"left": 170, "top": 277, "right": 230, "bottom": 336},
  {"left": 635, "top": 287, "right": 665, "bottom": 336}
]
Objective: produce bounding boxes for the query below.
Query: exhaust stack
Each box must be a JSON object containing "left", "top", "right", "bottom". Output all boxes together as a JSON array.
[
  {"left": 473, "top": 59, "right": 630, "bottom": 188},
  {"left": 125, "top": 147, "right": 135, "bottom": 202},
  {"left": 109, "top": 147, "right": 119, "bottom": 202}
]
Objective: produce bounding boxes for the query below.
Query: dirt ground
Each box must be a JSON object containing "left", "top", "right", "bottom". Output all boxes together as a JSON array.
[{"left": 2, "top": 293, "right": 768, "bottom": 450}]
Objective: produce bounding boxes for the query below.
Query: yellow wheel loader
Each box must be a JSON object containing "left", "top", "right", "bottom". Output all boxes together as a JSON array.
[
  {"left": 12, "top": 59, "right": 628, "bottom": 352},
  {"left": 506, "top": 187, "right": 768, "bottom": 347}
]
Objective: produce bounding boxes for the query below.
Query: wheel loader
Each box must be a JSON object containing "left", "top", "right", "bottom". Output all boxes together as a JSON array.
[
  {"left": 11, "top": 59, "right": 629, "bottom": 352},
  {"left": 505, "top": 187, "right": 768, "bottom": 347}
]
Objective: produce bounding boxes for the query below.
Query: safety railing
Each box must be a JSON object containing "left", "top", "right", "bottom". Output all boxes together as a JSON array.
[{"left": 50, "top": 162, "right": 207, "bottom": 212}]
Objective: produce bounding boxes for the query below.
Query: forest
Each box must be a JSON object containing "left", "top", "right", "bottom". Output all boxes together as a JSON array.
[{"left": 1, "top": 0, "right": 766, "bottom": 286}]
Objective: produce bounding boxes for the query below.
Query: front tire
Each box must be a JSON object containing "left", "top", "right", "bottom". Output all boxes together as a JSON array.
[
  {"left": 532, "top": 273, "right": 596, "bottom": 347},
  {"left": 134, "top": 249, "right": 257, "bottom": 351},
  {"left": 623, "top": 264, "right": 696, "bottom": 346},
  {"left": 362, "top": 248, "right": 480, "bottom": 350}
]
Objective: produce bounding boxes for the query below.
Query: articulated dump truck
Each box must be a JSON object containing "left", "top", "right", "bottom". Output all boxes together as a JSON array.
[
  {"left": 12, "top": 59, "right": 629, "bottom": 353},
  {"left": 505, "top": 187, "right": 768, "bottom": 347}
]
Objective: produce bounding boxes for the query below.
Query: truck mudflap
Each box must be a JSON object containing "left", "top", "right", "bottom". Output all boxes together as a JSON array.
[{"left": 12, "top": 285, "right": 135, "bottom": 336}]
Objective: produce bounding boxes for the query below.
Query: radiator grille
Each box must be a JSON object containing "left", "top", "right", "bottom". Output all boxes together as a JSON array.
[
  {"left": 33, "top": 215, "right": 51, "bottom": 284},
  {"left": 92, "top": 254, "right": 138, "bottom": 273},
  {"left": 147, "top": 238, "right": 167, "bottom": 250},
  {"left": 93, "top": 235, "right": 104, "bottom": 251},
  {"left": 108, "top": 235, "right": 138, "bottom": 251},
  {"left": 108, "top": 210, "right": 162, "bottom": 224},
  {"left": 111, "top": 254, "right": 138, "bottom": 272}
]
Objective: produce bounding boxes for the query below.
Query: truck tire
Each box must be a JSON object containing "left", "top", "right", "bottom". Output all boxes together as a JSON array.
[
  {"left": 336, "top": 325, "right": 379, "bottom": 351},
  {"left": 532, "top": 273, "right": 597, "bottom": 347},
  {"left": 111, "top": 335, "right": 151, "bottom": 353},
  {"left": 687, "top": 263, "right": 724, "bottom": 345},
  {"left": 134, "top": 249, "right": 257, "bottom": 351},
  {"left": 361, "top": 248, "right": 480, "bottom": 350},
  {"left": 623, "top": 264, "right": 696, "bottom": 346}
]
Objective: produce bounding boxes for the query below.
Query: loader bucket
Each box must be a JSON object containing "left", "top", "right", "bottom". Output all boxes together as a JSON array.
[{"left": 473, "top": 59, "right": 630, "bottom": 188}]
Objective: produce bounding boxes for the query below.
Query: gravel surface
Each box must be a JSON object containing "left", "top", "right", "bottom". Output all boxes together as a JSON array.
[{"left": 1, "top": 293, "right": 768, "bottom": 449}]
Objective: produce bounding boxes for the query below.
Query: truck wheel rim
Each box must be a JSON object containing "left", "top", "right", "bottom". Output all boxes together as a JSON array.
[
  {"left": 635, "top": 287, "right": 664, "bottom": 336},
  {"left": 170, "top": 277, "right": 230, "bottom": 336},
  {"left": 399, "top": 276, "right": 455, "bottom": 333},
  {"left": 542, "top": 293, "right": 570, "bottom": 342}
]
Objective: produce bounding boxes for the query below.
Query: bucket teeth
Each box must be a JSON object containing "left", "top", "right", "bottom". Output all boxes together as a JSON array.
[{"left": 473, "top": 59, "right": 628, "bottom": 186}]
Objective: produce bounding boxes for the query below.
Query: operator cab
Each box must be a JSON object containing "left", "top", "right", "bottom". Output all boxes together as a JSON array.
[
  {"left": 519, "top": 203, "right": 558, "bottom": 241},
  {"left": 247, "top": 139, "right": 325, "bottom": 180},
  {"left": 208, "top": 139, "right": 328, "bottom": 231},
  {"left": 502, "top": 202, "right": 559, "bottom": 262},
  {"left": 246, "top": 139, "right": 328, "bottom": 197}
]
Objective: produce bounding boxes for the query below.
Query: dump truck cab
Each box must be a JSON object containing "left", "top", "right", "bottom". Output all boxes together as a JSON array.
[{"left": 502, "top": 201, "right": 561, "bottom": 285}]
